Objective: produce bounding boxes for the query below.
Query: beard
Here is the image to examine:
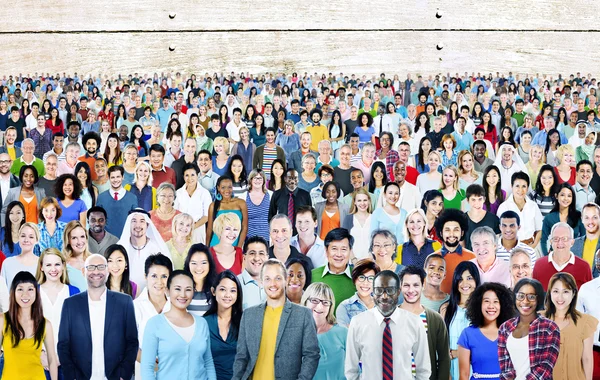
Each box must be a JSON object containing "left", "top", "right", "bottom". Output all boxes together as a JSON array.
[{"left": 444, "top": 239, "right": 460, "bottom": 248}]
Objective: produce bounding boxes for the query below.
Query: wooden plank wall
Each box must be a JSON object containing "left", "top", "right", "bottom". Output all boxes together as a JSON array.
[{"left": 1, "top": 0, "right": 599, "bottom": 76}]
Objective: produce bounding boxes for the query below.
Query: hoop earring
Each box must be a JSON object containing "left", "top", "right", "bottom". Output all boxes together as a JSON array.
[{"left": 215, "top": 193, "right": 222, "bottom": 201}]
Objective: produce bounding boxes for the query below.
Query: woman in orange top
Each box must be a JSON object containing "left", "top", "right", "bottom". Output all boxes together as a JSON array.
[
  {"left": 315, "top": 181, "right": 349, "bottom": 240},
  {"left": 1, "top": 165, "right": 46, "bottom": 225}
]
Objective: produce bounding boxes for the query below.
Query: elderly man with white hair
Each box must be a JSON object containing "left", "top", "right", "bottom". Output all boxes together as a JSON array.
[
  {"left": 118, "top": 208, "right": 172, "bottom": 288},
  {"left": 532, "top": 222, "right": 593, "bottom": 291},
  {"left": 316, "top": 139, "right": 339, "bottom": 171},
  {"left": 469, "top": 226, "right": 511, "bottom": 287}
]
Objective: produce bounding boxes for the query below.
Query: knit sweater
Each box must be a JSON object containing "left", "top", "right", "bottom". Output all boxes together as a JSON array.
[{"left": 96, "top": 190, "right": 138, "bottom": 237}]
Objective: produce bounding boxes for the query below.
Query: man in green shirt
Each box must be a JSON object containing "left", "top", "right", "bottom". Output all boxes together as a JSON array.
[{"left": 312, "top": 228, "right": 355, "bottom": 312}]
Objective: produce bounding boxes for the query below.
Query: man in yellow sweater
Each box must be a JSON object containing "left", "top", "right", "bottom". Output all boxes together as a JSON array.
[{"left": 306, "top": 109, "right": 329, "bottom": 152}]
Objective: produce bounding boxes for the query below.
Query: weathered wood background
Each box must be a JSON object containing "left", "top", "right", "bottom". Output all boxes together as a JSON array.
[{"left": 2, "top": 0, "right": 599, "bottom": 75}]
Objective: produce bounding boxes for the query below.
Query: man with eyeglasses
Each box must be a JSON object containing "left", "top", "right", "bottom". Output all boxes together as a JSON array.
[
  {"left": 399, "top": 265, "right": 450, "bottom": 380},
  {"left": 576, "top": 251, "right": 600, "bottom": 378},
  {"left": 58, "top": 254, "right": 138, "bottom": 380},
  {"left": 532, "top": 222, "right": 592, "bottom": 291},
  {"left": 312, "top": 228, "right": 355, "bottom": 312},
  {"left": 238, "top": 236, "right": 268, "bottom": 310},
  {"left": 233, "top": 259, "right": 320, "bottom": 379},
  {"left": 345, "top": 270, "right": 431, "bottom": 380},
  {"left": 509, "top": 248, "right": 533, "bottom": 289}
]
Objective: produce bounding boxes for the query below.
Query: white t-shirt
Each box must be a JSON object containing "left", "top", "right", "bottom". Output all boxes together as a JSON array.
[{"left": 506, "top": 333, "right": 530, "bottom": 380}]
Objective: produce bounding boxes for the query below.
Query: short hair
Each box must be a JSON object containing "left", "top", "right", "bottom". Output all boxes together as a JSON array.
[
  {"left": 260, "top": 258, "right": 287, "bottom": 280},
  {"left": 399, "top": 265, "right": 427, "bottom": 285},
  {"left": 465, "top": 184, "right": 485, "bottom": 199},
  {"left": 144, "top": 253, "right": 174, "bottom": 277},
  {"left": 374, "top": 269, "right": 400, "bottom": 289},
  {"left": 212, "top": 212, "right": 241, "bottom": 238},
  {"left": 39, "top": 197, "right": 62, "bottom": 222},
  {"left": 510, "top": 248, "right": 531, "bottom": 262},
  {"left": 286, "top": 257, "right": 312, "bottom": 290},
  {"left": 86, "top": 206, "right": 107, "bottom": 221},
  {"left": 149, "top": 143, "right": 166, "bottom": 156},
  {"left": 511, "top": 171, "right": 530, "bottom": 187},
  {"left": 472, "top": 140, "right": 487, "bottom": 150},
  {"left": 581, "top": 202, "right": 600, "bottom": 215},
  {"left": 107, "top": 165, "right": 124, "bottom": 177},
  {"left": 550, "top": 222, "right": 574, "bottom": 239},
  {"left": 466, "top": 282, "right": 515, "bottom": 327},
  {"left": 301, "top": 282, "right": 337, "bottom": 324},
  {"left": 19, "top": 165, "right": 39, "bottom": 184},
  {"left": 369, "top": 229, "right": 398, "bottom": 258},
  {"left": 270, "top": 213, "right": 293, "bottom": 231},
  {"left": 243, "top": 236, "right": 268, "bottom": 254},
  {"left": 296, "top": 205, "right": 317, "bottom": 222},
  {"left": 513, "top": 278, "right": 545, "bottom": 312},
  {"left": 213, "top": 136, "right": 230, "bottom": 153},
  {"left": 320, "top": 181, "right": 341, "bottom": 200},
  {"left": 470, "top": 226, "right": 497, "bottom": 247},
  {"left": 324, "top": 228, "right": 354, "bottom": 249},
  {"left": 555, "top": 145, "right": 575, "bottom": 164},
  {"left": 351, "top": 258, "right": 381, "bottom": 283},
  {"left": 499, "top": 210, "right": 521, "bottom": 226},
  {"left": 576, "top": 159, "right": 594, "bottom": 171}
]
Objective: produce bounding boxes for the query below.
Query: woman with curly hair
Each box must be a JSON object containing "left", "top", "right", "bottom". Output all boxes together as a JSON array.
[{"left": 457, "top": 282, "right": 515, "bottom": 380}]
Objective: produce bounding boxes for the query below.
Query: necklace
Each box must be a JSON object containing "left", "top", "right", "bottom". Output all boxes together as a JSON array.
[{"left": 131, "top": 238, "right": 148, "bottom": 251}]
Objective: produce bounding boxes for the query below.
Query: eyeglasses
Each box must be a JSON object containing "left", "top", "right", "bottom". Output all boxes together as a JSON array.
[
  {"left": 551, "top": 236, "right": 570, "bottom": 243},
  {"left": 372, "top": 243, "right": 394, "bottom": 251},
  {"left": 511, "top": 264, "right": 530, "bottom": 271},
  {"left": 373, "top": 287, "right": 397, "bottom": 296},
  {"left": 357, "top": 275, "right": 375, "bottom": 283},
  {"left": 0, "top": 160, "right": 10, "bottom": 165},
  {"left": 515, "top": 292, "right": 537, "bottom": 302},
  {"left": 308, "top": 297, "right": 332, "bottom": 307},
  {"left": 86, "top": 264, "right": 107, "bottom": 271}
]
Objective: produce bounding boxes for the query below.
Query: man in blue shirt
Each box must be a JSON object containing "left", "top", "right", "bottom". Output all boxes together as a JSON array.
[
  {"left": 156, "top": 96, "right": 174, "bottom": 132},
  {"left": 531, "top": 117, "right": 568, "bottom": 145}
]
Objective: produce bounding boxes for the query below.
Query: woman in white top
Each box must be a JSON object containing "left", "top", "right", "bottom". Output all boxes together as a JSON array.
[
  {"left": 36, "top": 248, "right": 80, "bottom": 371},
  {"left": 341, "top": 188, "right": 372, "bottom": 261},
  {"left": 457, "top": 150, "right": 482, "bottom": 191},
  {"left": 174, "top": 163, "right": 212, "bottom": 244},
  {"left": 416, "top": 150, "right": 443, "bottom": 195},
  {"left": 1, "top": 222, "right": 40, "bottom": 287},
  {"left": 134, "top": 253, "right": 173, "bottom": 380}
]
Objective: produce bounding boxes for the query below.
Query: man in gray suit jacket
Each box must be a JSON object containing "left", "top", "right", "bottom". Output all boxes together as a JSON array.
[
  {"left": 571, "top": 202, "right": 600, "bottom": 277},
  {"left": 233, "top": 259, "right": 320, "bottom": 380}
]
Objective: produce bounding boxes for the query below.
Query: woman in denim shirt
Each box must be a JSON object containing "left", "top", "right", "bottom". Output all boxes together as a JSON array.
[{"left": 335, "top": 258, "right": 380, "bottom": 327}]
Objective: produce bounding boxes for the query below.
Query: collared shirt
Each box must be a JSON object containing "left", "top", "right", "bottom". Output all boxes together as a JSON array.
[
  {"left": 470, "top": 257, "right": 511, "bottom": 287},
  {"left": 496, "top": 194, "right": 543, "bottom": 241},
  {"left": 133, "top": 287, "right": 171, "bottom": 347},
  {"left": 498, "top": 316, "right": 560, "bottom": 380},
  {"left": 336, "top": 292, "right": 369, "bottom": 328},
  {"left": 576, "top": 276, "right": 600, "bottom": 346},
  {"left": 496, "top": 240, "right": 537, "bottom": 266},
  {"left": 574, "top": 182, "right": 596, "bottom": 211},
  {"left": 548, "top": 251, "right": 575, "bottom": 272},
  {"left": 290, "top": 235, "right": 326, "bottom": 269},
  {"left": 88, "top": 289, "right": 108, "bottom": 380},
  {"left": 199, "top": 170, "right": 219, "bottom": 199},
  {"left": 345, "top": 307, "right": 431, "bottom": 380},
  {"left": 268, "top": 245, "right": 313, "bottom": 271},
  {"left": 38, "top": 221, "right": 66, "bottom": 252},
  {"left": 237, "top": 269, "right": 265, "bottom": 310},
  {"left": 375, "top": 149, "right": 400, "bottom": 179},
  {"left": 322, "top": 263, "right": 352, "bottom": 279},
  {"left": 110, "top": 187, "right": 127, "bottom": 201}
]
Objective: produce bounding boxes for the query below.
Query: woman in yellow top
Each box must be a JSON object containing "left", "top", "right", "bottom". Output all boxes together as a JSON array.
[
  {"left": 544, "top": 272, "right": 598, "bottom": 380},
  {"left": 1, "top": 271, "right": 58, "bottom": 380}
]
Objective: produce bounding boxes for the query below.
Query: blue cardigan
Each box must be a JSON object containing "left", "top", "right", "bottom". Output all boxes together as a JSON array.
[
  {"left": 141, "top": 314, "right": 216, "bottom": 380},
  {"left": 370, "top": 207, "right": 408, "bottom": 244}
]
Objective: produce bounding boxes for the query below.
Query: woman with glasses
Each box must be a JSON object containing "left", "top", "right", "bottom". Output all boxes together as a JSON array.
[
  {"left": 301, "top": 282, "right": 347, "bottom": 380},
  {"left": 498, "top": 278, "right": 560, "bottom": 380},
  {"left": 370, "top": 229, "right": 403, "bottom": 275},
  {"left": 336, "top": 259, "right": 380, "bottom": 327}
]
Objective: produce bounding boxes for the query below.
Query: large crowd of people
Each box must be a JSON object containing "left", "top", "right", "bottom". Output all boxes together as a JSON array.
[{"left": 0, "top": 70, "right": 599, "bottom": 379}]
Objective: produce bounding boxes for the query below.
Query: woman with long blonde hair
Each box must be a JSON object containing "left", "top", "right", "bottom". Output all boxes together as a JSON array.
[
  {"left": 124, "top": 161, "right": 156, "bottom": 212},
  {"left": 457, "top": 150, "right": 482, "bottom": 190},
  {"left": 166, "top": 213, "right": 195, "bottom": 270},
  {"left": 440, "top": 165, "right": 465, "bottom": 210}
]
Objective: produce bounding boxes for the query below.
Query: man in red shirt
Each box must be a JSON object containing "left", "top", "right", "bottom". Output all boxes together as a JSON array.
[
  {"left": 397, "top": 141, "right": 418, "bottom": 185},
  {"left": 148, "top": 144, "right": 176, "bottom": 188},
  {"left": 533, "top": 222, "right": 592, "bottom": 290}
]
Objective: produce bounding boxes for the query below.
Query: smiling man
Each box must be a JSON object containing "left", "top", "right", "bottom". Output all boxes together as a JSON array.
[
  {"left": 434, "top": 209, "right": 476, "bottom": 294},
  {"left": 238, "top": 236, "right": 268, "bottom": 310},
  {"left": 571, "top": 202, "right": 600, "bottom": 274},
  {"left": 290, "top": 205, "right": 326, "bottom": 268},
  {"left": 87, "top": 206, "right": 119, "bottom": 256},
  {"left": 58, "top": 254, "right": 138, "bottom": 380},
  {"left": 345, "top": 270, "right": 431, "bottom": 380},
  {"left": 96, "top": 166, "right": 138, "bottom": 236},
  {"left": 233, "top": 259, "right": 320, "bottom": 380},
  {"left": 268, "top": 168, "right": 311, "bottom": 229},
  {"left": 311, "top": 228, "right": 355, "bottom": 312},
  {"left": 469, "top": 226, "right": 511, "bottom": 287},
  {"left": 399, "top": 266, "right": 450, "bottom": 380},
  {"left": 574, "top": 160, "right": 596, "bottom": 211},
  {"left": 509, "top": 249, "right": 533, "bottom": 288}
]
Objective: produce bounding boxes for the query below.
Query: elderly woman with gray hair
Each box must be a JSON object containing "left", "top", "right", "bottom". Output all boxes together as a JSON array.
[
  {"left": 149, "top": 182, "right": 181, "bottom": 242},
  {"left": 370, "top": 228, "right": 404, "bottom": 275}
]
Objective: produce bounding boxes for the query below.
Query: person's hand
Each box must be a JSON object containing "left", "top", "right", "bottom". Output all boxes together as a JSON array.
[{"left": 41, "top": 350, "right": 49, "bottom": 370}]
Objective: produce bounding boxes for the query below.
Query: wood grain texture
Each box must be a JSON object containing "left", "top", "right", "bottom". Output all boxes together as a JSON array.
[
  {"left": 0, "top": 31, "right": 596, "bottom": 76},
  {"left": 2, "top": 0, "right": 598, "bottom": 32}
]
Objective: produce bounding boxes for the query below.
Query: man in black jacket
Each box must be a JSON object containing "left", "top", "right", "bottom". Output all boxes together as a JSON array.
[{"left": 269, "top": 168, "right": 311, "bottom": 233}]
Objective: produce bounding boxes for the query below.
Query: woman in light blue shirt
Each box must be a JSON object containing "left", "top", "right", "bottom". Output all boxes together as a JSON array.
[
  {"left": 142, "top": 270, "right": 217, "bottom": 380},
  {"left": 301, "top": 282, "right": 348, "bottom": 380}
]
